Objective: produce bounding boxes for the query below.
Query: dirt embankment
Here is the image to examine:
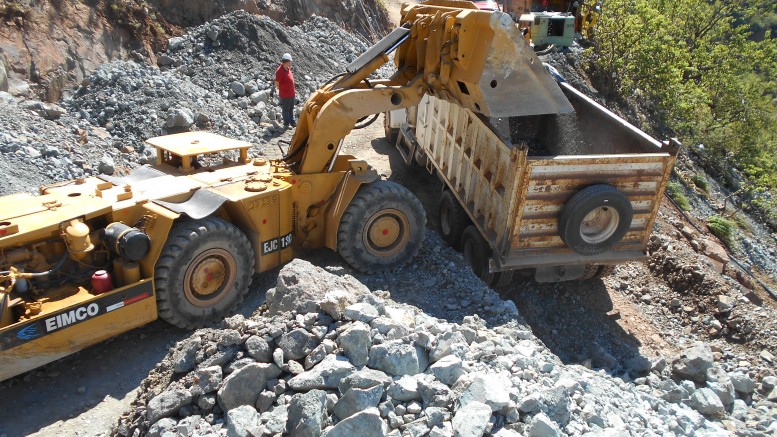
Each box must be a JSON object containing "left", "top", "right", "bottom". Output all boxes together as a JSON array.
[{"left": 0, "top": 0, "right": 390, "bottom": 102}]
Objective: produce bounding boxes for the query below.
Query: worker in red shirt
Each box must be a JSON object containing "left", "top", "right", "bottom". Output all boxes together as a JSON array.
[{"left": 275, "top": 53, "right": 296, "bottom": 128}]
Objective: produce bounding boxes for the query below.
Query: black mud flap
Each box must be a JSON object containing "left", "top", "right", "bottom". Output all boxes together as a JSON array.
[{"left": 154, "top": 189, "right": 228, "bottom": 220}]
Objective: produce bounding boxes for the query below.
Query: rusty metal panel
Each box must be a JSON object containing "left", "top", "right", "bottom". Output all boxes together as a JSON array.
[{"left": 415, "top": 94, "right": 679, "bottom": 271}]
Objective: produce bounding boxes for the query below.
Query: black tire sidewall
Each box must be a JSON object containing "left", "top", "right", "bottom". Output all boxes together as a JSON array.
[
  {"left": 155, "top": 218, "right": 254, "bottom": 328},
  {"left": 439, "top": 190, "right": 469, "bottom": 248},
  {"left": 461, "top": 225, "right": 494, "bottom": 283},
  {"left": 559, "top": 185, "right": 633, "bottom": 256},
  {"left": 338, "top": 181, "right": 425, "bottom": 273}
]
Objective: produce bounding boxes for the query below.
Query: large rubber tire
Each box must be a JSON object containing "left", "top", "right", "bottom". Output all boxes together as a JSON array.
[
  {"left": 384, "top": 112, "right": 399, "bottom": 145},
  {"left": 461, "top": 225, "right": 498, "bottom": 286},
  {"left": 439, "top": 190, "right": 470, "bottom": 249},
  {"left": 558, "top": 184, "right": 633, "bottom": 255},
  {"left": 338, "top": 180, "right": 426, "bottom": 273},
  {"left": 155, "top": 217, "right": 255, "bottom": 330}
]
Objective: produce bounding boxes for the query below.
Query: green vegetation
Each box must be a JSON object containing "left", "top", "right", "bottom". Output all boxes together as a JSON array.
[
  {"left": 666, "top": 181, "right": 691, "bottom": 210},
  {"left": 707, "top": 215, "right": 737, "bottom": 248},
  {"left": 691, "top": 174, "right": 709, "bottom": 192},
  {"left": 586, "top": 0, "right": 777, "bottom": 229}
]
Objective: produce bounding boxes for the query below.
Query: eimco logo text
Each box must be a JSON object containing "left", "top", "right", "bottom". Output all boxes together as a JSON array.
[{"left": 45, "top": 303, "right": 99, "bottom": 332}]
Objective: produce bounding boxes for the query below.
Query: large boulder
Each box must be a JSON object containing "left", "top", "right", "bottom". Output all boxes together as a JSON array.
[
  {"left": 287, "top": 389, "right": 328, "bottom": 436},
  {"left": 218, "top": 363, "right": 282, "bottom": 411},
  {"left": 452, "top": 401, "right": 492, "bottom": 437},
  {"left": 333, "top": 385, "right": 383, "bottom": 420},
  {"left": 324, "top": 407, "right": 387, "bottom": 437},
  {"left": 338, "top": 321, "right": 371, "bottom": 367},
  {"left": 672, "top": 342, "right": 714, "bottom": 382},
  {"left": 146, "top": 389, "right": 194, "bottom": 424},
  {"left": 226, "top": 405, "right": 263, "bottom": 437},
  {"left": 278, "top": 328, "right": 320, "bottom": 360},
  {"left": 688, "top": 388, "right": 725, "bottom": 416},
  {"left": 454, "top": 372, "right": 511, "bottom": 412},
  {"left": 288, "top": 355, "right": 356, "bottom": 391},
  {"left": 368, "top": 341, "right": 428, "bottom": 376},
  {"left": 266, "top": 259, "right": 370, "bottom": 316}
]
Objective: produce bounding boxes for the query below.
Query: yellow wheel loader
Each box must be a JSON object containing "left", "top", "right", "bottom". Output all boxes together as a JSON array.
[{"left": 0, "top": 0, "right": 573, "bottom": 380}]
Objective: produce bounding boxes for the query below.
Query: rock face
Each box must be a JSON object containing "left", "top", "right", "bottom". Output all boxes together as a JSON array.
[{"left": 217, "top": 363, "right": 282, "bottom": 411}]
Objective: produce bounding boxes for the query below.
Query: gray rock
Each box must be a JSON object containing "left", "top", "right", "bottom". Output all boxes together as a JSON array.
[
  {"left": 198, "top": 394, "right": 216, "bottom": 411},
  {"left": 172, "top": 337, "right": 201, "bottom": 373},
  {"left": 305, "top": 343, "right": 328, "bottom": 369},
  {"left": 429, "top": 355, "right": 466, "bottom": 386},
  {"left": 338, "top": 321, "right": 371, "bottom": 367},
  {"left": 168, "top": 36, "right": 185, "bottom": 50},
  {"left": 452, "top": 401, "right": 491, "bottom": 437},
  {"left": 688, "top": 388, "right": 725, "bottom": 416},
  {"left": 287, "top": 389, "right": 328, "bottom": 436},
  {"left": 266, "top": 259, "right": 369, "bottom": 316},
  {"left": 429, "top": 422, "right": 454, "bottom": 437},
  {"left": 226, "top": 405, "right": 262, "bottom": 437},
  {"left": 626, "top": 355, "right": 652, "bottom": 374},
  {"left": 672, "top": 342, "right": 714, "bottom": 382},
  {"left": 325, "top": 407, "right": 387, "bottom": 437},
  {"left": 157, "top": 54, "right": 175, "bottom": 66},
  {"left": 148, "top": 417, "right": 177, "bottom": 437},
  {"left": 245, "top": 336, "right": 272, "bottom": 362},
  {"left": 388, "top": 375, "right": 420, "bottom": 401},
  {"left": 42, "top": 103, "right": 67, "bottom": 120},
  {"left": 430, "top": 331, "right": 469, "bottom": 363},
  {"left": 455, "top": 372, "right": 511, "bottom": 411},
  {"left": 288, "top": 354, "right": 355, "bottom": 391},
  {"left": 334, "top": 385, "right": 384, "bottom": 420},
  {"left": 729, "top": 372, "right": 756, "bottom": 394},
  {"left": 424, "top": 407, "right": 451, "bottom": 427},
  {"left": 0, "top": 61, "right": 7, "bottom": 92},
  {"left": 344, "top": 302, "right": 380, "bottom": 323},
  {"left": 528, "top": 412, "right": 560, "bottom": 437},
  {"left": 206, "top": 25, "right": 220, "bottom": 41},
  {"left": 98, "top": 154, "right": 115, "bottom": 175},
  {"left": 147, "top": 389, "right": 194, "bottom": 424},
  {"left": 716, "top": 295, "right": 735, "bottom": 313},
  {"left": 262, "top": 404, "right": 289, "bottom": 434},
  {"left": 192, "top": 366, "right": 223, "bottom": 396},
  {"left": 165, "top": 107, "right": 195, "bottom": 128},
  {"left": 338, "top": 368, "right": 393, "bottom": 395},
  {"left": 368, "top": 341, "right": 428, "bottom": 376},
  {"left": 762, "top": 375, "right": 777, "bottom": 391},
  {"left": 279, "top": 328, "right": 320, "bottom": 360},
  {"left": 418, "top": 378, "right": 453, "bottom": 409},
  {"left": 218, "top": 363, "right": 282, "bottom": 411},
  {"left": 231, "top": 81, "right": 246, "bottom": 96},
  {"left": 255, "top": 391, "right": 277, "bottom": 413}
]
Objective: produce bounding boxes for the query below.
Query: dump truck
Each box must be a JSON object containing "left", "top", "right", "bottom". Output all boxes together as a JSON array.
[
  {"left": 387, "top": 72, "right": 680, "bottom": 286},
  {"left": 0, "top": 1, "right": 581, "bottom": 380}
]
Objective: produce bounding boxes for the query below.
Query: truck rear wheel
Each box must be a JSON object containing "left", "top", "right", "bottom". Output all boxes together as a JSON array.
[
  {"left": 155, "top": 217, "right": 254, "bottom": 330},
  {"left": 581, "top": 264, "right": 615, "bottom": 279},
  {"left": 439, "top": 190, "right": 470, "bottom": 249},
  {"left": 558, "top": 184, "right": 633, "bottom": 255},
  {"left": 461, "top": 225, "right": 500, "bottom": 286},
  {"left": 338, "top": 181, "right": 425, "bottom": 273}
]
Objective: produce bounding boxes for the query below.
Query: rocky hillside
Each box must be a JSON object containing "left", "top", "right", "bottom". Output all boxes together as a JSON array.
[{"left": 0, "top": 0, "right": 389, "bottom": 102}]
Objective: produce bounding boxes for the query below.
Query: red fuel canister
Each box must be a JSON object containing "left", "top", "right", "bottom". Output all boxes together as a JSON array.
[{"left": 91, "top": 270, "right": 113, "bottom": 294}]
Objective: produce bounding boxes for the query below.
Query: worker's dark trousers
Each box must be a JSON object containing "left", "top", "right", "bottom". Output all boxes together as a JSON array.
[{"left": 280, "top": 97, "right": 295, "bottom": 126}]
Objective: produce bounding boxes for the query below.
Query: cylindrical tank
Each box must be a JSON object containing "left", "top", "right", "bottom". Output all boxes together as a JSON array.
[
  {"left": 91, "top": 270, "right": 113, "bottom": 294},
  {"left": 101, "top": 223, "right": 151, "bottom": 262},
  {"left": 122, "top": 261, "right": 141, "bottom": 285},
  {"left": 112, "top": 258, "right": 125, "bottom": 287}
]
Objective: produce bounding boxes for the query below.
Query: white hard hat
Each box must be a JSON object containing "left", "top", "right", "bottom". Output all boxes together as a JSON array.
[{"left": 281, "top": 53, "right": 293, "bottom": 62}]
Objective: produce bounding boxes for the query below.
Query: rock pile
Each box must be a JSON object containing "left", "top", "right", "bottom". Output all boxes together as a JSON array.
[{"left": 115, "top": 259, "right": 748, "bottom": 437}]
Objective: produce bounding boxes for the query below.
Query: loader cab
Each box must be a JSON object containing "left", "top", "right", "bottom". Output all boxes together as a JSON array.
[{"left": 147, "top": 132, "right": 251, "bottom": 174}]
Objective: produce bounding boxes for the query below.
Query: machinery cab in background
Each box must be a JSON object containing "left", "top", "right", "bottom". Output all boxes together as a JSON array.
[{"left": 519, "top": 12, "right": 576, "bottom": 48}]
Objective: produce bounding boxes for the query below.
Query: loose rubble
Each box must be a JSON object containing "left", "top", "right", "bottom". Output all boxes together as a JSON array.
[{"left": 115, "top": 257, "right": 777, "bottom": 437}]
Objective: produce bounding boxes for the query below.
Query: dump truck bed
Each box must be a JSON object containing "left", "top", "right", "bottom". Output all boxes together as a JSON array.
[{"left": 415, "top": 82, "right": 680, "bottom": 271}]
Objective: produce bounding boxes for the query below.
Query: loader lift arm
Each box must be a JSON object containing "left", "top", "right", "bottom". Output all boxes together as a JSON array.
[{"left": 283, "top": 0, "right": 573, "bottom": 175}]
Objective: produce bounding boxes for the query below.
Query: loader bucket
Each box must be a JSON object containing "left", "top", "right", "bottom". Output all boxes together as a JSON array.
[{"left": 400, "top": 1, "right": 573, "bottom": 117}]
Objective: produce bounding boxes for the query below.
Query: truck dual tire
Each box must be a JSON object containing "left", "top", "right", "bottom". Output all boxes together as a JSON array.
[
  {"left": 338, "top": 180, "right": 426, "bottom": 274},
  {"left": 558, "top": 184, "right": 633, "bottom": 256},
  {"left": 155, "top": 217, "right": 255, "bottom": 330},
  {"left": 439, "top": 190, "right": 470, "bottom": 249}
]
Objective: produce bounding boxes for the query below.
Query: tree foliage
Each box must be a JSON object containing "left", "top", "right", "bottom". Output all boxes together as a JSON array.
[{"left": 585, "top": 0, "right": 777, "bottom": 227}]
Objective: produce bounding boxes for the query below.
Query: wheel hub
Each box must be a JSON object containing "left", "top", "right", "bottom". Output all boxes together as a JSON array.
[
  {"left": 580, "top": 206, "right": 620, "bottom": 244},
  {"left": 184, "top": 248, "right": 236, "bottom": 307},
  {"left": 364, "top": 209, "right": 409, "bottom": 257}
]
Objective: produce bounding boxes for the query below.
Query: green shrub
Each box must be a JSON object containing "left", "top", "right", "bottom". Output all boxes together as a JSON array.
[
  {"left": 707, "top": 215, "right": 736, "bottom": 248},
  {"left": 666, "top": 181, "right": 691, "bottom": 210},
  {"left": 691, "top": 174, "right": 709, "bottom": 192}
]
